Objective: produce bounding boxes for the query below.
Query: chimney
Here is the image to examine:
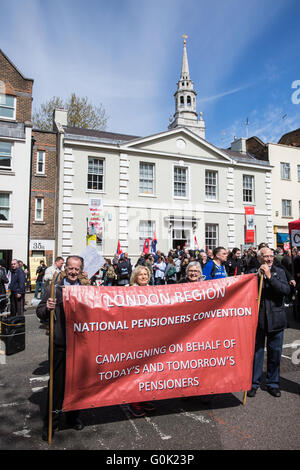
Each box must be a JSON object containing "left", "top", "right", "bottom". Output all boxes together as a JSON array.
[
  {"left": 231, "top": 137, "right": 247, "bottom": 154},
  {"left": 53, "top": 108, "right": 68, "bottom": 131}
]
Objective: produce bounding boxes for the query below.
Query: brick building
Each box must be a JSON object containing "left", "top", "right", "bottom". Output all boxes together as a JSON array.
[
  {"left": 0, "top": 49, "right": 57, "bottom": 282},
  {"left": 0, "top": 49, "right": 33, "bottom": 269},
  {"left": 29, "top": 129, "right": 57, "bottom": 267}
]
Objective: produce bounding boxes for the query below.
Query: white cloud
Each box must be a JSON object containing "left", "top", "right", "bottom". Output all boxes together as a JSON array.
[
  {"left": 0, "top": 0, "right": 295, "bottom": 138},
  {"left": 216, "top": 103, "right": 300, "bottom": 148}
]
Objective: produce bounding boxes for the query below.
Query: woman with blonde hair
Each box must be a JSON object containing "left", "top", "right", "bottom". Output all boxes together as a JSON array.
[
  {"left": 130, "top": 265, "right": 151, "bottom": 286},
  {"left": 127, "top": 264, "right": 156, "bottom": 417}
]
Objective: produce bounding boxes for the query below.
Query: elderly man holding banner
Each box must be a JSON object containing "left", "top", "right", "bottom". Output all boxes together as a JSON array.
[
  {"left": 37, "top": 255, "right": 87, "bottom": 441},
  {"left": 247, "top": 247, "right": 290, "bottom": 398}
]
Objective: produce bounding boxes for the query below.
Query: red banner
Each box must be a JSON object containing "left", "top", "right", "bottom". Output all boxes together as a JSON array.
[
  {"left": 62, "top": 274, "right": 258, "bottom": 412},
  {"left": 245, "top": 206, "right": 255, "bottom": 244},
  {"left": 288, "top": 219, "right": 300, "bottom": 248}
]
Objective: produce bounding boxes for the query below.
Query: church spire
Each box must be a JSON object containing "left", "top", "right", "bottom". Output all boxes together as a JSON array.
[
  {"left": 180, "top": 34, "right": 190, "bottom": 80},
  {"left": 168, "top": 35, "right": 205, "bottom": 139}
]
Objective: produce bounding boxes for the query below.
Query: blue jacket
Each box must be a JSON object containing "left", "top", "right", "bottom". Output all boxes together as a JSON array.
[
  {"left": 202, "top": 259, "right": 227, "bottom": 280},
  {"left": 9, "top": 267, "right": 26, "bottom": 294}
]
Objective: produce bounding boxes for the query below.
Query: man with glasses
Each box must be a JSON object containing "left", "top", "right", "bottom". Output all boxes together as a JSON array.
[{"left": 247, "top": 247, "right": 290, "bottom": 398}]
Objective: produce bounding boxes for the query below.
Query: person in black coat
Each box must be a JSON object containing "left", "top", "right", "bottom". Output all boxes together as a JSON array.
[
  {"left": 0, "top": 264, "right": 8, "bottom": 296},
  {"left": 36, "top": 255, "right": 86, "bottom": 441},
  {"left": 225, "top": 248, "right": 246, "bottom": 276},
  {"left": 9, "top": 259, "right": 26, "bottom": 316},
  {"left": 0, "top": 265, "right": 9, "bottom": 313},
  {"left": 116, "top": 257, "right": 132, "bottom": 286},
  {"left": 247, "top": 247, "right": 290, "bottom": 398}
]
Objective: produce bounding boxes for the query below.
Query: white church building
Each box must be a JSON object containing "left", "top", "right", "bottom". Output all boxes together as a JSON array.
[{"left": 53, "top": 38, "right": 273, "bottom": 261}]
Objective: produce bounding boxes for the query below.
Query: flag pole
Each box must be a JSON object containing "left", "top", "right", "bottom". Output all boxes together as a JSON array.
[
  {"left": 243, "top": 272, "right": 263, "bottom": 406},
  {"left": 48, "top": 279, "right": 55, "bottom": 445}
]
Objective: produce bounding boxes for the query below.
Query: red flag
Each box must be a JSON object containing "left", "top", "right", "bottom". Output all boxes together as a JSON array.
[
  {"left": 143, "top": 238, "right": 151, "bottom": 254},
  {"left": 245, "top": 206, "right": 255, "bottom": 244},
  {"left": 151, "top": 231, "right": 157, "bottom": 254},
  {"left": 194, "top": 236, "right": 199, "bottom": 250},
  {"left": 116, "top": 240, "right": 123, "bottom": 256}
]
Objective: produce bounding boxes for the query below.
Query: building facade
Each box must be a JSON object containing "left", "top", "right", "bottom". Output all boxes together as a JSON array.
[
  {"left": 247, "top": 136, "right": 300, "bottom": 247},
  {"left": 29, "top": 129, "right": 57, "bottom": 266},
  {"left": 0, "top": 49, "right": 33, "bottom": 269},
  {"left": 1, "top": 41, "right": 278, "bottom": 269},
  {"left": 54, "top": 40, "right": 273, "bottom": 262}
]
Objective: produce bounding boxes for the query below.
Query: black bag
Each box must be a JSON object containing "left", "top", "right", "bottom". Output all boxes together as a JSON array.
[
  {"left": 0, "top": 315, "right": 25, "bottom": 355},
  {"left": 119, "top": 265, "right": 129, "bottom": 279}
]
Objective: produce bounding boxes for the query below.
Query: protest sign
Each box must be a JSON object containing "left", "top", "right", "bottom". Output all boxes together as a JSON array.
[
  {"left": 288, "top": 219, "right": 300, "bottom": 247},
  {"left": 62, "top": 274, "right": 258, "bottom": 411},
  {"left": 80, "top": 245, "right": 105, "bottom": 279}
]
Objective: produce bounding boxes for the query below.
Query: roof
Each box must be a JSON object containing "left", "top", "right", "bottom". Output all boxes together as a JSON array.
[
  {"left": 63, "top": 126, "right": 140, "bottom": 144},
  {"left": 278, "top": 128, "right": 300, "bottom": 146},
  {"left": 0, "top": 49, "right": 34, "bottom": 82},
  {"left": 222, "top": 149, "right": 271, "bottom": 166}
]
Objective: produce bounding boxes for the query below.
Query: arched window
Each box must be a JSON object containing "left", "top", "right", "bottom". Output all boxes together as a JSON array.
[
  {"left": 180, "top": 96, "right": 184, "bottom": 106},
  {"left": 187, "top": 95, "right": 191, "bottom": 106}
]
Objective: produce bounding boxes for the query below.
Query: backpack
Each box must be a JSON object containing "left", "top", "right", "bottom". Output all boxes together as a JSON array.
[
  {"left": 210, "top": 263, "right": 217, "bottom": 279},
  {"left": 119, "top": 264, "right": 129, "bottom": 279},
  {"left": 106, "top": 266, "right": 116, "bottom": 279},
  {"left": 167, "top": 266, "right": 176, "bottom": 278}
]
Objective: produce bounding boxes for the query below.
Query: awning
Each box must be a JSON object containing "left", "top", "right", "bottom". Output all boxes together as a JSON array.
[{"left": 276, "top": 232, "right": 290, "bottom": 243}]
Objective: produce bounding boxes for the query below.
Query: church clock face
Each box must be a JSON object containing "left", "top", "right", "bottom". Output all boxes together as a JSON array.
[{"left": 176, "top": 138, "right": 186, "bottom": 151}]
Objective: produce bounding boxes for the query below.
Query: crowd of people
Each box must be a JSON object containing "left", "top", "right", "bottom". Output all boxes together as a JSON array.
[
  {"left": 93, "top": 244, "right": 300, "bottom": 293},
  {"left": 1, "top": 243, "right": 300, "bottom": 441}
]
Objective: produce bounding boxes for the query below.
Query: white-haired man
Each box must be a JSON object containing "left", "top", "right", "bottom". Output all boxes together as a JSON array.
[
  {"left": 37, "top": 255, "right": 86, "bottom": 441},
  {"left": 247, "top": 247, "right": 290, "bottom": 398}
]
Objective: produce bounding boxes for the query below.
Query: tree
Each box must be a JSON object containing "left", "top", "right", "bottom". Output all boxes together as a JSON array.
[{"left": 32, "top": 93, "right": 108, "bottom": 131}]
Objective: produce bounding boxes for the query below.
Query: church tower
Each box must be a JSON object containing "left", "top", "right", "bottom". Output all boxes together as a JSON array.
[{"left": 168, "top": 35, "right": 205, "bottom": 139}]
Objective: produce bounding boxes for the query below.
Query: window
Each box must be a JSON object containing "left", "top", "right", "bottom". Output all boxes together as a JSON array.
[
  {"left": 87, "top": 158, "right": 104, "bottom": 191},
  {"left": 205, "top": 170, "right": 218, "bottom": 200},
  {"left": 180, "top": 96, "right": 184, "bottom": 106},
  {"left": 174, "top": 166, "right": 188, "bottom": 198},
  {"left": 280, "top": 162, "right": 290, "bottom": 180},
  {"left": 139, "top": 220, "right": 155, "bottom": 252},
  {"left": 36, "top": 150, "right": 45, "bottom": 174},
  {"left": 187, "top": 95, "right": 191, "bottom": 106},
  {"left": 0, "top": 94, "right": 16, "bottom": 119},
  {"left": 243, "top": 175, "right": 254, "bottom": 203},
  {"left": 0, "top": 193, "right": 10, "bottom": 221},
  {"left": 0, "top": 141, "right": 12, "bottom": 169},
  {"left": 35, "top": 197, "right": 44, "bottom": 221},
  {"left": 139, "top": 162, "right": 154, "bottom": 195},
  {"left": 282, "top": 199, "right": 292, "bottom": 217},
  {"left": 205, "top": 223, "right": 218, "bottom": 250}
]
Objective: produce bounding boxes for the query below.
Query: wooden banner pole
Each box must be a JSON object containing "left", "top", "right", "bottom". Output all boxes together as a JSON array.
[
  {"left": 48, "top": 280, "right": 55, "bottom": 445},
  {"left": 243, "top": 272, "right": 264, "bottom": 406}
]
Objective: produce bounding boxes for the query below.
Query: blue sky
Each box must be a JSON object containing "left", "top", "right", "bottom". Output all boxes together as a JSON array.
[{"left": 1, "top": 0, "right": 300, "bottom": 147}]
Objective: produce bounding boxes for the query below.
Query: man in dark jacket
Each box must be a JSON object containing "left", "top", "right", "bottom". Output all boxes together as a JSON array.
[
  {"left": 247, "top": 247, "right": 290, "bottom": 398},
  {"left": 116, "top": 257, "right": 132, "bottom": 286},
  {"left": 9, "top": 259, "right": 26, "bottom": 316},
  {"left": 34, "top": 260, "right": 47, "bottom": 299},
  {"left": 36, "top": 255, "right": 85, "bottom": 441},
  {"left": 0, "top": 264, "right": 9, "bottom": 313},
  {"left": 225, "top": 248, "right": 246, "bottom": 276}
]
